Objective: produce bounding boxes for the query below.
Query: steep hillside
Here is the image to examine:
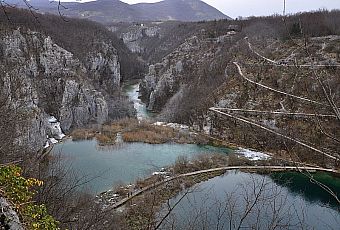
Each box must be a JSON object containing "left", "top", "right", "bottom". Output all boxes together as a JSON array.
[
  {"left": 7, "top": 0, "right": 230, "bottom": 24},
  {"left": 140, "top": 10, "right": 340, "bottom": 165},
  {"left": 110, "top": 21, "right": 208, "bottom": 63},
  {"left": 133, "top": 0, "right": 229, "bottom": 22},
  {"left": 0, "top": 8, "right": 139, "bottom": 155},
  {"left": 140, "top": 19, "right": 239, "bottom": 116}
]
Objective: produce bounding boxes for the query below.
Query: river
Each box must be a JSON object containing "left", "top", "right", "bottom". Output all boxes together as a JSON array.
[{"left": 123, "top": 82, "right": 154, "bottom": 120}]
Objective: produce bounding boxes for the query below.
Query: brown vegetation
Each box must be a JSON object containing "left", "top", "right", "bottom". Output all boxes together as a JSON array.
[
  {"left": 122, "top": 124, "right": 176, "bottom": 144},
  {"left": 70, "top": 128, "right": 97, "bottom": 141},
  {"left": 70, "top": 118, "right": 209, "bottom": 145}
]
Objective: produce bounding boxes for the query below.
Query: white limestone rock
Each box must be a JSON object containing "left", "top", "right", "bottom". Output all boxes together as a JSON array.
[
  {"left": 0, "top": 29, "right": 121, "bottom": 151},
  {"left": 0, "top": 197, "right": 24, "bottom": 230},
  {"left": 86, "top": 42, "right": 121, "bottom": 88},
  {"left": 59, "top": 80, "right": 109, "bottom": 131}
]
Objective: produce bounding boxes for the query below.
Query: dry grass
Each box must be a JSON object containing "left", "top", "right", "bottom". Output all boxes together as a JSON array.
[
  {"left": 71, "top": 128, "right": 96, "bottom": 141},
  {"left": 102, "top": 118, "right": 139, "bottom": 134},
  {"left": 99, "top": 118, "right": 199, "bottom": 145},
  {"left": 96, "top": 134, "right": 114, "bottom": 145},
  {"left": 172, "top": 153, "right": 231, "bottom": 174},
  {"left": 70, "top": 118, "right": 210, "bottom": 145},
  {"left": 122, "top": 125, "right": 176, "bottom": 144},
  {"left": 122, "top": 121, "right": 209, "bottom": 145},
  {"left": 123, "top": 130, "right": 165, "bottom": 144}
]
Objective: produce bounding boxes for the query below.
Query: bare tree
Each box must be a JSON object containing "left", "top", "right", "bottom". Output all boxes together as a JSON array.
[
  {"left": 209, "top": 24, "right": 340, "bottom": 206},
  {"left": 158, "top": 174, "right": 320, "bottom": 230}
]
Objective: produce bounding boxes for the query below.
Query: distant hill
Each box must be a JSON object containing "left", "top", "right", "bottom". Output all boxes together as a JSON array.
[
  {"left": 132, "top": 0, "right": 230, "bottom": 22},
  {"left": 6, "top": 0, "right": 231, "bottom": 24}
]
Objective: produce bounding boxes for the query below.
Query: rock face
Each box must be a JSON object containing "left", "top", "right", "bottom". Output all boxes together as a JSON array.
[
  {"left": 0, "top": 197, "right": 24, "bottom": 230},
  {"left": 120, "top": 25, "right": 161, "bottom": 54},
  {"left": 86, "top": 42, "right": 121, "bottom": 89},
  {"left": 112, "top": 21, "right": 202, "bottom": 64},
  {"left": 0, "top": 28, "right": 130, "bottom": 151},
  {"left": 121, "top": 28, "right": 146, "bottom": 54},
  {"left": 59, "top": 80, "right": 109, "bottom": 131},
  {"left": 140, "top": 32, "right": 225, "bottom": 114},
  {"left": 141, "top": 61, "right": 181, "bottom": 112}
]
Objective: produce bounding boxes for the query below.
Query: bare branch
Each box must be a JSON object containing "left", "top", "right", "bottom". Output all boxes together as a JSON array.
[
  {"left": 210, "top": 107, "right": 340, "bottom": 161},
  {"left": 233, "top": 62, "right": 329, "bottom": 107}
]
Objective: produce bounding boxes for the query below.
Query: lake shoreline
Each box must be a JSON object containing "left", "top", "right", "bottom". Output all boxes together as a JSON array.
[{"left": 97, "top": 155, "right": 340, "bottom": 228}]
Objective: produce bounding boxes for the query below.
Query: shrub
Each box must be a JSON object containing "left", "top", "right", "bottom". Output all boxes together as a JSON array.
[{"left": 0, "top": 165, "right": 59, "bottom": 230}]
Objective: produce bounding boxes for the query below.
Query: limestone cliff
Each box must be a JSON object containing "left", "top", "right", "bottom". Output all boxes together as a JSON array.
[
  {"left": 120, "top": 24, "right": 161, "bottom": 54},
  {"left": 0, "top": 28, "right": 133, "bottom": 151},
  {"left": 140, "top": 31, "right": 234, "bottom": 114},
  {"left": 0, "top": 197, "right": 24, "bottom": 230},
  {"left": 112, "top": 21, "right": 201, "bottom": 63}
]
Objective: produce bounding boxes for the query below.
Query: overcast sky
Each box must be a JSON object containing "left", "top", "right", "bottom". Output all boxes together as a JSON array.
[{"left": 121, "top": 0, "right": 340, "bottom": 18}]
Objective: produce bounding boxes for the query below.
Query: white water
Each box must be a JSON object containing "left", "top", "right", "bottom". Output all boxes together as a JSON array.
[{"left": 123, "top": 83, "right": 154, "bottom": 120}]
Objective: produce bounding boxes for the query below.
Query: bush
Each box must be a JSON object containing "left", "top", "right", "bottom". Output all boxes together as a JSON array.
[
  {"left": 290, "top": 22, "right": 302, "bottom": 37},
  {"left": 0, "top": 165, "right": 59, "bottom": 230}
]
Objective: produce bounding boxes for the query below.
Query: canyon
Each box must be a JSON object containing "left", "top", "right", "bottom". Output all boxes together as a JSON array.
[{"left": 0, "top": 4, "right": 339, "bottom": 230}]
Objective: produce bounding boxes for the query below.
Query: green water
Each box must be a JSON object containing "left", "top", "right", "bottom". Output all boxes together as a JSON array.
[
  {"left": 53, "top": 139, "right": 230, "bottom": 193},
  {"left": 271, "top": 171, "right": 340, "bottom": 208},
  {"left": 160, "top": 171, "right": 340, "bottom": 229}
]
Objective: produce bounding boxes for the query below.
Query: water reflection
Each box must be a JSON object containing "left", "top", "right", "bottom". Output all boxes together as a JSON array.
[
  {"left": 271, "top": 172, "right": 340, "bottom": 208},
  {"left": 159, "top": 171, "right": 340, "bottom": 230}
]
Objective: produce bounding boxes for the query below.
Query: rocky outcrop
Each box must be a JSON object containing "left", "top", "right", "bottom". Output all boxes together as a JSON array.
[
  {"left": 140, "top": 34, "right": 220, "bottom": 113},
  {"left": 121, "top": 28, "right": 145, "bottom": 54},
  {"left": 86, "top": 42, "right": 121, "bottom": 89},
  {"left": 40, "top": 36, "right": 81, "bottom": 76},
  {"left": 120, "top": 25, "right": 161, "bottom": 54},
  {"left": 59, "top": 80, "right": 109, "bottom": 131},
  {"left": 141, "top": 61, "right": 182, "bottom": 112},
  {"left": 0, "top": 28, "right": 131, "bottom": 151},
  {"left": 0, "top": 197, "right": 24, "bottom": 230}
]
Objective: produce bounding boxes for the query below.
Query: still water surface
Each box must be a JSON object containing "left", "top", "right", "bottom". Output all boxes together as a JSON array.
[
  {"left": 54, "top": 82, "right": 339, "bottom": 228},
  {"left": 160, "top": 171, "right": 340, "bottom": 229},
  {"left": 53, "top": 140, "right": 230, "bottom": 193}
]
